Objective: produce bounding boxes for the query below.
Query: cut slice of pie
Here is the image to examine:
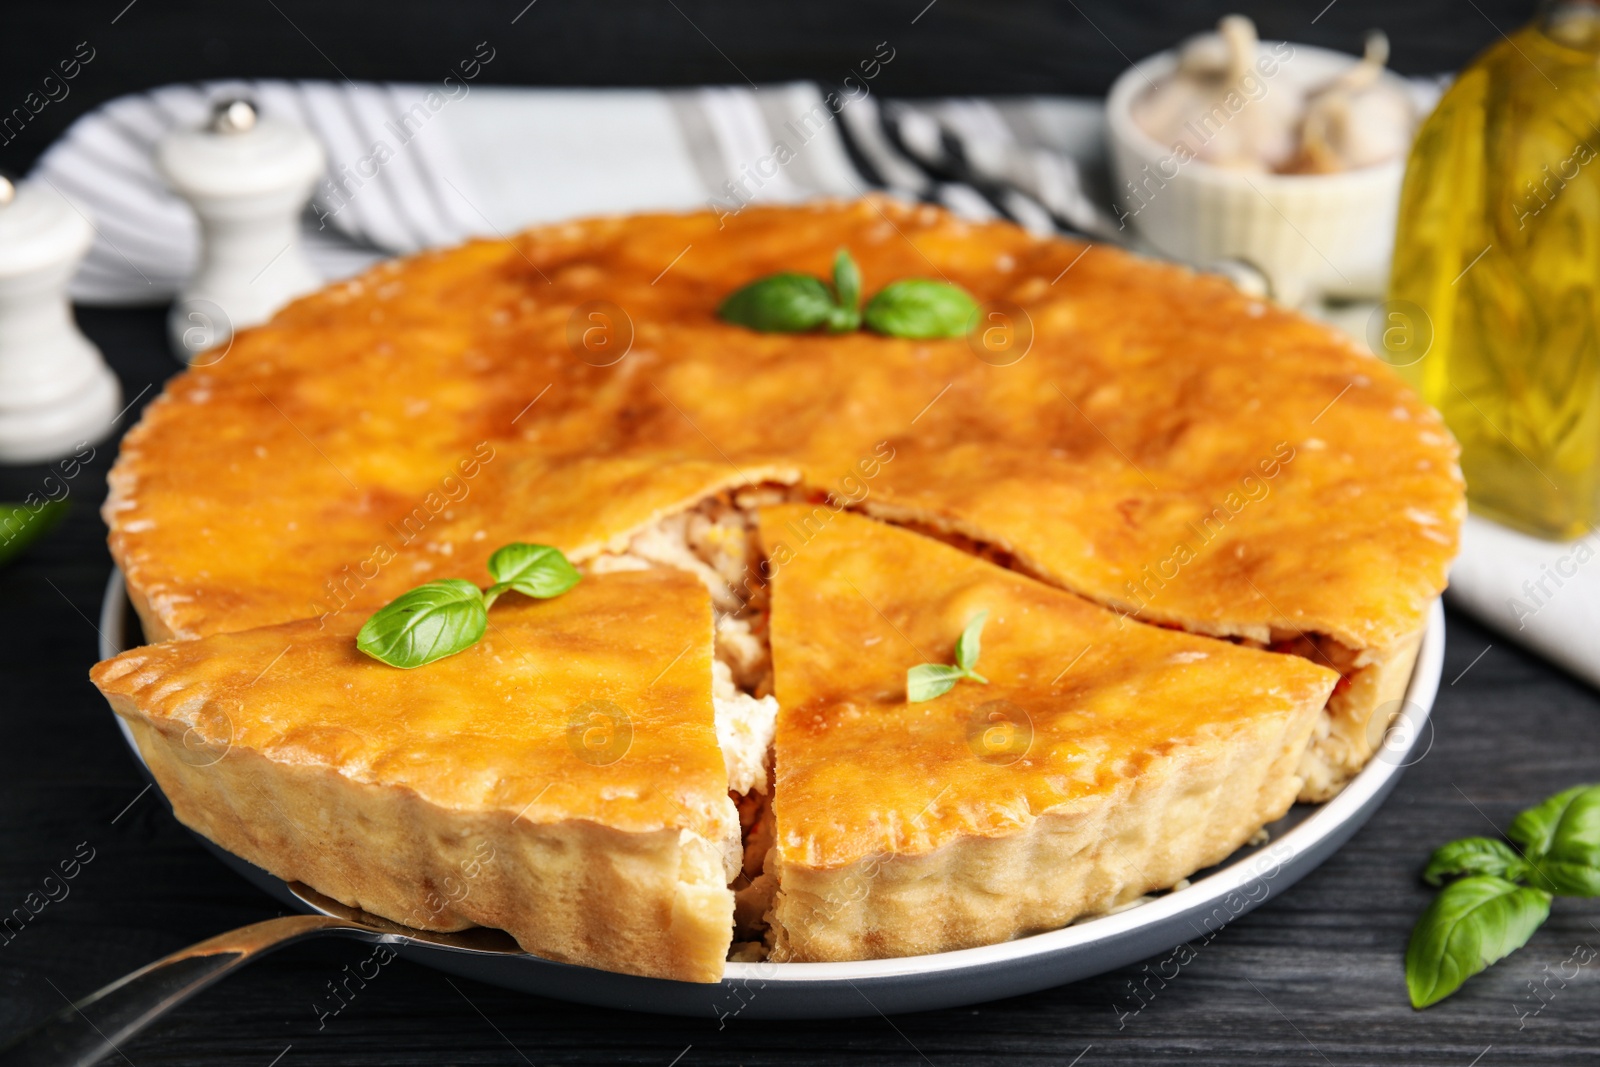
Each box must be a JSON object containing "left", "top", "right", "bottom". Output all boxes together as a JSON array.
[
  {"left": 758, "top": 506, "right": 1338, "bottom": 962},
  {"left": 90, "top": 569, "right": 739, "bottom": 983}
]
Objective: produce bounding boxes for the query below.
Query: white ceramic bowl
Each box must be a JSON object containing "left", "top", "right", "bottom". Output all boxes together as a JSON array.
[{"left": 1106, "top": 41, "right": 1409, "bottom": 306}]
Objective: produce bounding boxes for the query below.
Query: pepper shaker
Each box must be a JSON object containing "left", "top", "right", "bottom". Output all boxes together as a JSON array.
[
  {"left": 0, "top": 176, "right": 121, "bottom": 464},
  {"left": 157, "top": 99, "right": 325, "bottom": 363}
]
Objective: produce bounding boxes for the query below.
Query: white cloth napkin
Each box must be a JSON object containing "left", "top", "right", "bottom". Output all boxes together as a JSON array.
[
  {"left": 31, "top": 78, "right": 1594, "bottom": 688},
  {"left": 1447, "top": 516, "right": 1600, "bottom": 688}
]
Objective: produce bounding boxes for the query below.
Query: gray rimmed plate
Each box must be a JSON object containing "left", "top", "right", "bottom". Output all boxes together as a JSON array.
[{"left": 99, "top": 569, "right": 1442, "bottom": 1019}]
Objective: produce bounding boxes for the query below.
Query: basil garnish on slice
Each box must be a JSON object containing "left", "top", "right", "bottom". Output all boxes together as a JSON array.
[
  {"left": 357, "top": 542, "right": 580, "bottom": 669},
  {"left": 1405, "top": 782, "right": 1600, "bottom": 1007},
  {"left": 718, "top": 248, "right": 978, "bottom": 340},
  {"left": 906, "top": 663, "right": 968, "bottom": 704},
  {"left": 484, "top": 542, "right": 581, "bottom": 607},
  {"left": 907, "top": 610, "right": 990, "bottom": 703},
  {"left": 863, "top": 279, "right": 979, "bottom": 340},
  {"left": 356, "top": 579, "right": 488, "bottom": 670}
]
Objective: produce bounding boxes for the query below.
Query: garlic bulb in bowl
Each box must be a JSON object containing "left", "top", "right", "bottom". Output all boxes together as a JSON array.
[
  {"left": 1292, "top": 32, "right": 1417, "bottom": 173},
  {"left": 1131, "top": 15, "right": 1302, "bottom": 172},
  {"left": 1107, "top": 15, "right": 1420, "bottom": 306}
]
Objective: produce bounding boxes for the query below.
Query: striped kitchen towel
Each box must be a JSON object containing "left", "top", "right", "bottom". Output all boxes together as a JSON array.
[{"left": 31, "top": 78, "right": 1116, "bottom": 305}]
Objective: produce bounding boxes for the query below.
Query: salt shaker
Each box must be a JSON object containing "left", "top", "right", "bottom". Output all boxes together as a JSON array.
[
  {"left": 157, "top": 99, "right": 324, "bottom": 363},
  {"left": 0, "top": 176, "right": 121, "bottom": 464}
]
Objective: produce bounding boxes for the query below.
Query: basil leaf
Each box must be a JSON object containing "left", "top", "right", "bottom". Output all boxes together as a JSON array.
[
  {"left": 484, "top": 542, "right": 581, "bottom": 605},
  {"left": 718, "top": 273, "right": 837, "bottom": 333},
  {"left": 907, "top": 663, "right": 966, "bottom": 703},
  {"left": 864, "top": 279, "right": 980, "bottom": 339},
  {"left": 1423, "top": 838, "right": 1531, "bottom": 887},
  {"left": 955, "top": 610, "right": 988, "bottom": 673},
  {"left": 833, "top": 248, "right": 861, "bottom": 312},
  {"left": 356, "top": 579, "right": 487, "bottom": 669},
  {"left": 1510, "top": 784, "right": 1600, "bottom": 896},
  {"left": 0, "top": 500, "right": 68, "bottom": 569},
  {"left": 824, "top": 304, "right": 861, "bottom": 334},
  {"left": 1405, "top": 875, "right": 1551, "bottom": 1008}
]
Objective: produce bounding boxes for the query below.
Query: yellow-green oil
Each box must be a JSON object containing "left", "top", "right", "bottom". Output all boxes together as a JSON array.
[{"left": 1387, "top": 9, "right": 1600, "bottom": 539}]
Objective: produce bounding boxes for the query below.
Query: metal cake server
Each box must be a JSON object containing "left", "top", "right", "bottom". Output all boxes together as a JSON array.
[{"left": 0, "top": 882, "right": 522, "bottom": 1067}]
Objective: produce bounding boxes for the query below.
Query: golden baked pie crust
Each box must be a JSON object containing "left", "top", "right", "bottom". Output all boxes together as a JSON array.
[
  {"left": 92, "top": 570, "right": 738, "bottom": 983},
  {"left": 759, "top": 506, "right": 1335, "bottom": 960}
]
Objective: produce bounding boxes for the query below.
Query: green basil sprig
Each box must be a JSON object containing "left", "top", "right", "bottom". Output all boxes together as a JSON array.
[
  {"left": 1407, "top": 877, "right": 1552, "bottom": 1010},
  {"left": 356, "top": 542, "right": 580, "bottom": 669},
  {"left": 863, "top": 279, "right": 979, "bottom": 339},
  {"left": 483, "top": 542, "right": 582, "bottom": 606},
  {"left": 718, "top": 248, "right": 976, "bottom": 339},
  {"left": 906, "top": 610, "right": 990, "bottom": 703},
  {"left": 0, "top": 500, "right": 69, "bottom": 569},
  {"left": 1508, "top": 784, "right": 1600, "bottom": 895},
  {"left": 1406, "top": 783, "right": 1600, "bottom": 1008}
]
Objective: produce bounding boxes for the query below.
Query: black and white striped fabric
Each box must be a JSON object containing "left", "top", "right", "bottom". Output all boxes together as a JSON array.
[{"left": 32, "top": 79, "right": 1117, "bottom": 305}]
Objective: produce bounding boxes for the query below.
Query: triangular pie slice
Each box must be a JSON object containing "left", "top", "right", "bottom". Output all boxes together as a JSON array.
[
  {"left": 91, "top": 569, "right": 739, "bottom": 983},
  {"left": 757, "top": 506, "right": 1338, "bottom": 962}
]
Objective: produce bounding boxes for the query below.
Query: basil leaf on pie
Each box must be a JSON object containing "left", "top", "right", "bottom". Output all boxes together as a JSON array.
[
  {"left": 718, "top": 273, "right": 838, "bottom": 333},
  {"left": 833, "top": 247, "right": 862, "bottom": 309},
  {"left": 1508, "top": 784, "right": 1600, "bottom": 896},
  {"left": 955, "top": 610, "right": 988, "bottom": 674},
  {"left": 906, "top": 662, "right": 967, "bottom": 703},
  {"left": 830, "top": 247, "right": 862, "bottom": 333},
  {"left": 1422, "top": 837, "right": 1532, "bottom": 887},
  {"left": 484, "top": 542, "right": 582, "bottom": 605},
  {"left": 356, "top": 579, "right": 488, "bottom": 669},
  {"left": 864, "top": 279, "right": 979, "bottom": 339},
  {"left": 907, "top": 611, "right": 992, "bottom": 701},
  {"left": 1405, "top": 875, "right": 1551, "bottom": 1008}
]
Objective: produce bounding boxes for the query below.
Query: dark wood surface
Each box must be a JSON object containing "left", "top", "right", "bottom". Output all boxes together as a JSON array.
[{"left": 0, "top": 306, "right": 1597, "bottom": 1066}]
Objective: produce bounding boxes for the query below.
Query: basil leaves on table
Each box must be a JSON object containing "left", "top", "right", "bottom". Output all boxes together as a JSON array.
[
  {"left": 1406, "top": 783, "right": 1600, "bottom": 1008},
  {"left": 356, "top": 542, "right": 580, "bottom": 669},
  {"left": 1422, "top": 837, "right": 1531, "bottom": 886},
  {"left": 1406, "top": 877, "right": 1552, "bottom": 1010},
  {"left": 718, "top": 247, "right": 977, "bottom": 340},
  {"left": 906, "top": 610, "right": 990, "bottom": 703},
  {"left": 1508, "top": 784, "right": 1600, "bottom": 896},
  {"left": 0, "top": 500, "right": 69, "bottom": 569}
]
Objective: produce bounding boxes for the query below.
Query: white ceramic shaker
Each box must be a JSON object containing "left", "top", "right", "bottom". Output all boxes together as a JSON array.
[
  {"left": 156, "top": 99, "right": 324, "bottom": 363},
  {"left": 0, "top": 176, "right": 121, "bottom": 463}
]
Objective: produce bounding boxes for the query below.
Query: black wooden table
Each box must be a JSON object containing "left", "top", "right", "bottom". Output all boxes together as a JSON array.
[{"left": 2, "top": 307, "right": 1598, "bottom": 1066}]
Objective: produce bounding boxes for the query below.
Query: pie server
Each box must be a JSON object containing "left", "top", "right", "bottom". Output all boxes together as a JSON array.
[{"left": 0, "top": 882, "right": 522, "bottom": 1067}]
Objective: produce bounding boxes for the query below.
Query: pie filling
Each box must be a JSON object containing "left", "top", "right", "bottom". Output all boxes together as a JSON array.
[{"left": 580, "top": 482, "right": 1392, "bottom": 959}]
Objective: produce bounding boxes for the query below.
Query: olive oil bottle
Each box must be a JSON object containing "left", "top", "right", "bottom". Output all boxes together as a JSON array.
[{"left": 1387, "top": 2, "right": 1600, "bottom": 539}]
